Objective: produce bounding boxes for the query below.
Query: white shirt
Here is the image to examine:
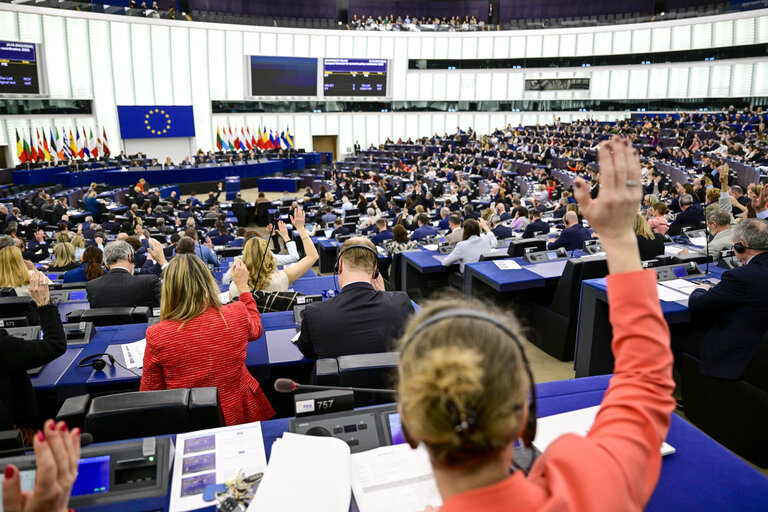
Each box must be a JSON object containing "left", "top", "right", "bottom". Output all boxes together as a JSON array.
[
  {"left": 221, "top": 241, "right": 299, "bottom": 285},
  {"left": 441, "top": 232, "right": 498, "bottom": 272}
]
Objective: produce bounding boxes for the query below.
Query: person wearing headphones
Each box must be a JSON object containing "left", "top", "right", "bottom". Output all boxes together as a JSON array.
[
  {"left": 297, "top": 237, "right": 415, "bottom": 360},
  {"left": 678, "top": 218, "right": 768, "bottom": 379},
  {"left": 397, "top": 136, "right": 676, "bottom": 512},
  {"left": 85, "top": 239, "right": 166, "bottom": 309}
]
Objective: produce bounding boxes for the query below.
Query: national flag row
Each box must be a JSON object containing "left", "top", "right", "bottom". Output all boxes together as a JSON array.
[
  {"left": 215, "top": 125, "right": 294, "bottom": 152},
  {"left": 15, "top": 126, "right": 112, "bottom": 164}
]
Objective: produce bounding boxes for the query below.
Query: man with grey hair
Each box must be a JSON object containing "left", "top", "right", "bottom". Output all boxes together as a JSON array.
[
  {"left": 705, "top": 210, "right": 734, "bottom": 261},
  {"left": 678, "top": 219, "right": 768, "bottom": 379},
  {"left": 489, "top": 214, "right": 512, "bottom": 239},
  {"left": 85, "top": 240, "right": 165, "bottom": 309},
  {"left": 437, "top": 207, "right": 451, "bottom": 230},
  {"left": 668, "top": 193, "right": 705, "bottom": 236}
]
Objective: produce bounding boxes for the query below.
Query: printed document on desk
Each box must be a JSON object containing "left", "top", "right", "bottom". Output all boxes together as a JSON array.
[
  {"left": 526, "top": 259, "right": 568, "bottom": 278},
  {"left": 660, "top": 279, "right": 699, "bottom": 295},
  {"left": 533, "top": 406, "right": 675, "bottom": 456},
  {"left": 352, "top": 444, "right": 442, "bottom": 512},
  {"left": 493, "top": 259, "right": 522, "bottom": 270},
  {"left": 170, "top": 422, "right": 267, "bottom": 512},
  {"left": 249, "top": 433, "right": 351, "bottom": 512},
  {"left": 656, "top": 284, "right": 691, "bottom": 303},
  {"left": 121, "top": 338, "right": 146, "bottom": 369}
]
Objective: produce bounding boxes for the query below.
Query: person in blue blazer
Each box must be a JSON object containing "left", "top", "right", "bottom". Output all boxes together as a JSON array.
[
  {"left": 548, "top": 211, "right": 592, "bottom": 252},
  {"left": 410, "top": 214, "right": 438, "bottom": 241}
]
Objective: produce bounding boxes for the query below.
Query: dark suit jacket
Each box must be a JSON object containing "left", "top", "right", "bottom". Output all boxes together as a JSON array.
[
  {"left": 688, "top": 252, "right": 768, "bottom": 379},
  {"left": 522, "top": 219, "right": 549, "bottom": 239},
  {"left": 0, "top": 304, "right": 66, "bottom": 429},
  {"left": 297, "top": 282, "right": 415, "bottom": 359},
  {"left": 668, "top": 204, "right": 705, "bottom": 236},
  {"left": 86, "top": 267, "right": 161, "bottom": 308},
  {"left": 491, "top": 225, "right": 513, "bottom": 239},
  {"left": 548, "top": 224, "right": 592, "bottom": 251}
]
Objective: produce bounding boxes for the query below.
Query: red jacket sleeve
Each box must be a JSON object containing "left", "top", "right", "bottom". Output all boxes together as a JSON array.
[
  {"left": 588, "top": 269, "right": 676, "bottom": 504},
  {"left": 139, "top": 327, "right": 166, "bottom": 391},
  {"left": 238, "top": 292, "right": 263, "bottom": 341}
]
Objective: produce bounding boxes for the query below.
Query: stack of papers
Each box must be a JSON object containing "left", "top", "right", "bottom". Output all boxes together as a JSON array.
[
  {"left": 533, "top": 406, "right": 675, "bottom": 456},
  {"left": 422, "top": 244, "right": 439, "bottom": 252},
  {"left": 172, "top": 423, "right": 268, "bottom": 512},
  {"left": 120, "top": 338, "right": 146, "bottom": 369}
]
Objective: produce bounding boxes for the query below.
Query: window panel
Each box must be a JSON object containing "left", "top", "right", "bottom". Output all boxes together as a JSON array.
[
  {"left": 352, "top": 37, "right": 366, "bottom": 58},
  {"left": 758, "top": 16, "right": 768, "bottom": 43},
  {"left": 475, "top": 73, "right": 491, "bottom": 99},
  {"left": 408, "top": 38, "right": 421, "bottom": 59},
  {"left": 151, "top": 25, "right": 173, "bottom": 104},
  {"left": 730, "top": 63, "right": 753, "bottom": 97},
  {"left": 628, "top": 69, "right": 649, "bottom": 98},
  {"left": 433, "top": 37, "right": 449, "bottom": 59},
  {"left": 432, "top": 72, "right": 447, "bottom": 100},
  {"left": 576, "top": 33, "right": 593, "bottom": 56},
  {"left": 477, "top": 37, "right": 492, "bottom": 59},
  {"left": 309, "top": 114, "right": 324, "bottom": 135},
  {"left": 525, "top": 35, "right": 542, "bottom": 57},
  {"left": 17, "top": 12, "right": 42, "bottom": 43},
  {"left": 493, "top": 36, "right": 509, "bottom": 58},
  {"left": 131, "top": 23, "right": 153, "bottom": 104},
  {"left": 43, "top": 15, "right": 71, "bottom": 99},
  {"left": 559, "top": 34, "right": 576, "bottom": 56},
  {"left": 431, "top": 114, "right": 445, "bottom": 137},
  {"left": 594, "top": 32, "right": 612, "bottom": 55},
  {"left": 66, "top": 18, "right": 93, "bottom": 98},
  {"left": 753, "top": 62, "right": 768, "bottom": 96},
  {"left": 541, "top": 34, "right": 559, "bottom": 57},
  {"left": 651, "top": 27, "right": 671, "bottom": 52},
  {"left": 392, "top": 114, "right": 405, "bottom": 141},
  {"left": 688, "top": 66, "right": 710, "bottom": 97},
  {"left": 405, "top": 73, "right": 419, "bottom": 101},
  {"left": 88, "top": 20, "right": 117, "bottom": 140},
  {"left": 406, "top": 114, "right": 419, "bottom": 139},
  {"left": 491, "top": 73, "right": 507, "bottom": 100},
  {"left": 0, "top": 11, "right": 18, "bottom": 40},
  {"left": 709, "top": 65, "right": 731, "bottom": 97},
  {"left": 462, "top": 37, "right": 478, "bottom": 59},
  {"left": 448, "top": 37, "right": 461, "bottom": 58},
  {"left": 648, "top": 68, "right": 669, "bottom": 98},
  {"left": 419, "top": 73, "right": 433, "bottom": 101},
  {"left": 692, "top": 23, "right": 712, "bottom": 48},
  {"left": 671, "top": 25, "right": 691, "bottom": 51},
  {"left": 631, "top": 29, "right": 651, "bottom": 54},
  {"left": 189, "top": 28, "right": 211, "bottom": 149},
  {"left": 590, "top": 69, "right": 610, "bottom": 98},
  {"left": 260, "top": 33, "right": 277, "bottom": 55},
  {"left": 734, "top": 18, "right": 755, "bottom": 46},
  {"left": 378, "top": 114, "right": 391, "bottom": 142},
  {"left": 206, "top": 30, "right": 225, "bottom": 99},
  {"left": 420, "top": 37, "right": 434, "bottom": 59},
  {"left": 608, "top": 69, "right": 629, "bottom": 99},
  {"left": 713, "top": 20, "right": 733, "bottom": 47},
  {"left": 366, "top": 114, "right": 378, "bottom": 148},
  {"left": 170, "top": 27, "right": 191, "bottom": 105},
  {"left": 380, "top": 37, "right": 394, "bottom": 59},
  {"left": 459, "top": 73, "right": 476, "bottom": 101},
  {"left": 509, "top": 36, "right": 525, "bottom": 58},
  {"left": 294, "top": 34, "right": 310, "bottom": 57},
  {"left": 507, "top": 73, "right": 524, "bottom": 98},
  {"left": 225, "top": 30, "right": 243, "bottom": 101},
  {"left": 612, "top": 30, "right": 631, "bottom": 54},
  {"left": 668, "top": 67, "right": 689, "bottom": 98},
  {"left": 446, "top": 72, "right": 460, "bottom": 99},
  {"left": 243, "top": 32, "right": 260, "bottom": 55}
]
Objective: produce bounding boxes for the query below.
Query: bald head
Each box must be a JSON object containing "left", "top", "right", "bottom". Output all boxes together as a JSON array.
[{"left": 564, "top": 211, "right": 579, "bottom": 226}]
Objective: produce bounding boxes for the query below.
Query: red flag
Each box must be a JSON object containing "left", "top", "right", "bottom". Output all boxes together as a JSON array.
[
  {"left": 249, "top": 126, "right": 257, "bottom": 149},
  {"left": 102, "top": 127, "right": 111, "bottom": 157},
  {"left": 29, "top": 130, "right": 39, "bottom": 162},
  {"left": 233, "top": 127, "right": 240, "bottom": 152}
]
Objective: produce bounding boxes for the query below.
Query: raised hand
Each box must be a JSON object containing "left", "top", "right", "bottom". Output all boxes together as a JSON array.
[
  {"left": 276, "top": 220, "right": 290, "bottom": 241},
  {"left": 27, "top": 271, "right": 50, "bottom": 307},
  {"left": 231, "top": 258, "right": 250, "bottom": 294},
  {"left": 290, "top": 207, "right": 306, "bottom": 230},
  {"left": 2, "top": 420, "right": 81, "bottom": 512}
]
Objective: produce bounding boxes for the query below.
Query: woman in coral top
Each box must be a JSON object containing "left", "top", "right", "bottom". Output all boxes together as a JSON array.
[
  {"left": 141, "top": 255, "right": 274, "bottom": 424},
  {"left": 398, "top": 136, "right": 675, "bottom": 512}
]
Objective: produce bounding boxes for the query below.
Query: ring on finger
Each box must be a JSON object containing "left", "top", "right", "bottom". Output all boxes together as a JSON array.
[{"left": 626, "top": 180, "right": 640, "bottom": 187}]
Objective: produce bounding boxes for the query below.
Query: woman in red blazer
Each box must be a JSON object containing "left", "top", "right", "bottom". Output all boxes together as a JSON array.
[{"left": 141, "top": 255, "right": 274, "bottom": 424}]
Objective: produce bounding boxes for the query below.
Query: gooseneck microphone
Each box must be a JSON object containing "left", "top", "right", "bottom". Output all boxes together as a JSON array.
[
  {"left": 0, "top": 432, "right": 94, "bottom": 458},
  {"left": 273, "top": 378, "right": 397, "bottom": 396}
]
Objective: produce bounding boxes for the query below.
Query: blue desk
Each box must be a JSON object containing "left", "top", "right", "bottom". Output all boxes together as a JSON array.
[
  {"left": 574, "top": 268, "right": 727, "bottom": 377},
  {"left": 258, "top": 177, "right": 302, "bottom": 192},
  {"left": 279, "top": 158, "right": 306, "bottom": 171},
  {"left": 401, "top": 250, "right": 453, "bottom": 300},
  {"left": 464, "top": 257, "right": 573, "bottom": 296},
  {"left": 292, "top": 275, "right": 337, "bottom": 295},
  {"left": 83, "top": 374, "right": 768, "bottom": 512}
]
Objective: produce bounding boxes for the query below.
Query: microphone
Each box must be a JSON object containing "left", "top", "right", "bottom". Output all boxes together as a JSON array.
[
  {"left": 274, "top": 378, "right": 397, "bottom": 396},
  {"left": 0, "top": 432, "right": 94, "bottom": 459}
]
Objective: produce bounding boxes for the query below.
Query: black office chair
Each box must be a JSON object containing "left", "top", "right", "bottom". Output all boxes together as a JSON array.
[
  {"left": 526, "top": 256, "right": 609, "bottom": 361},
  {"left": 0, "top": 296, "right": 36, "bottom": 326},
  {"left": 67, "top": 307, "right": 150, "bottom": 326},
  {"left": 314, "top": 352, "right": 399, "bottom": 407},
  {"left": 231, "top": 202, "right": 249, "bottom": 226},
  {"left": 257, "top": 202, "right": 271, "bottom": 226},
  {"left": 56, "top": 388, "right": 225, "bottom": 443},
  {"left": 507, "top": 238, "right": 546, "bottom": 257},
  {"left": 680, "top": 331, "right": 768, "bottom": 468},
  {"left": 386, "top": 251, "right": 404, "bottom": 291}
]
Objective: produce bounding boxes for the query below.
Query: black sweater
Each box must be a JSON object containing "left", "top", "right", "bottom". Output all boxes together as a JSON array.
[{"left": 0, "top": 304, "right": 66, "bottom": 429}]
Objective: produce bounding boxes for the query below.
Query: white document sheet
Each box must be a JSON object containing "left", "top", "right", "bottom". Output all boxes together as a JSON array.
[
  {"left": 664, "top": 244, "right": 696, "bottom": 256},
  {"left": 422, "top": 244, "right": 439, "bottom": 251},
  {"left": 248, "top": 433, "right": 351, "bottom": 512},
  {"left": 219, "top": 291, "right": 230, "bottom": 304},
  {"left": 493, "top": 259, "right": 522, "bottom": 270},
  {"left": 170, "top": 422, "right": 268, "bottom": 512},
  {"left": 120, "top": 338, "right": 146, "bottom": 369},
  {"left": 351, "top": 444, "right": 442, "bottom": 512},
  {"left": 533, "top": 406, "right": 675, "bottom": 456},
  {"left": 655, "top": 284, "right": 690, "bottom": 303},
  {"left": 687, "top": 236, "right": 708, "bottom": 247},
  {"left": 660, "top": 279, "right": 699, "bottom": 294}
]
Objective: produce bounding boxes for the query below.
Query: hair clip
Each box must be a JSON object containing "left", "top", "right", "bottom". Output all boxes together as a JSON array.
[{"left": 450, "top": 404, "right": 478, "bottom": 436}]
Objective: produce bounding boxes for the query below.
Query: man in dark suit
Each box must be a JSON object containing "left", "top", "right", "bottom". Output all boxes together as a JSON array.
[
  {"left": 370, "top": 219, "right": 393, "bottom": 246},
  {"left": 676, "top": 219, "right": 768, "bottom": 379},
  {"left": 548, "top": 211, "right": 591, "bottom": 251},
  {"left": 86, "top": 240, "right": 164, "bottom": 309},
  {"left": 410, "top": 213, "right": 438, "bottom": 241},
  {"left": 330, "top": 218, "right": 350, "bottom": 239},
  {"left": 489, "top": 214, "right": 512, "bottom": 239},
  {"left": 523, "top": 209, "right": 550, "bottom": 239},
  {"left": 101, "top": 213, "right": 120, "bottom": 234},
  {"left": 667, "top": 193, "right": 705, "bottom": 236},
  {"left": 297, "top": 237, "right": 415, "bottom": 359}
]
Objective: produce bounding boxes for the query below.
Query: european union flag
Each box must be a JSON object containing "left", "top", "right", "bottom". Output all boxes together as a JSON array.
[{"left": 117, "top": 105, "right": 196, "bottom": 139}]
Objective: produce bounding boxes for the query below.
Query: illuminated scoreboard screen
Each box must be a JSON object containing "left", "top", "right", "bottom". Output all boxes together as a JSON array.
[
  {"left": 0, "top": 41, "right": 41, "bottom": 95},
  {"left": 323, "top": 58, "right": 388, "bottom": 97}
]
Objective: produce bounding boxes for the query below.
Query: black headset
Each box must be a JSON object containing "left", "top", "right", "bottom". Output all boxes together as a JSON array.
[
  {"left": 78, "top": 353, "right": 116, "bottom": 372},
  {"left": 400, "top": 308, "right": 538, "bottom": 450},
  {"left": 334, "top": 243, "right": 380, "bottom": 280},
  {"left": 732, "top": 242, "right": 768, "bottom": 254}
]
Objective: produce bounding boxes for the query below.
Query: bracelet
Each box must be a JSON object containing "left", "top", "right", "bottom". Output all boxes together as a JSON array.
[{"left": 301, "top": 236, "right": 311, "bottom": 241}]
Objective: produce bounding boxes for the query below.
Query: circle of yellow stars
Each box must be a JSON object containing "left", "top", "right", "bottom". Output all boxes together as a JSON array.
[{"left": 144, "top": 108, "right": 172, "bottom": 134}]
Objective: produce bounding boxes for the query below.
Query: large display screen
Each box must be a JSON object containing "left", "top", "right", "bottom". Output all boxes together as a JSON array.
[
  {"left": 249, "top": 56, "right": 317, "bottom": 96},
  {"left": 0, "top": 41, "right": 41, "bottom": 95},
  {"left": 323, "top": 58, "right": 388, "bottom": 97}
]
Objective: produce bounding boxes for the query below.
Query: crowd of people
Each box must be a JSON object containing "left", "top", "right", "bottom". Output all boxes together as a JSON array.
[
  {"left": 2, "top": 108, "right": 768, "bottom": 509},
  {"left": 350, "top": 13, "right": 489, "bottom": 31}
]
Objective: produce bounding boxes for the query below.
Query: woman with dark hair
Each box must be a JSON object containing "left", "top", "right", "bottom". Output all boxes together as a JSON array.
[
  {"left": 63, "top": 245, "right": 105, "bottom": 283},
  {"left": 387, "top": 225, "right": 418, "bottom": 255},
  {"left": 441, "top": 218, "right": 497, "bottom": 272}
]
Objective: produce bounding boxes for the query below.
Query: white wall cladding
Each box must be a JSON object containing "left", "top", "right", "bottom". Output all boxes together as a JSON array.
[{"left": 1, "top": 3, "right": 767, "bottom": 163}]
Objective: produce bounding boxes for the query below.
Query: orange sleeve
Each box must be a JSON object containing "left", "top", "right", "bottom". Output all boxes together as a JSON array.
[
  {"left": 587, "top": 269, "right": 676, "bottom": 504},
  {"left": 139, "top": 327, "right": 166, "bottom": 391},
  {"left": 238, "top": 292, "right": 263, "bottom": 341}
]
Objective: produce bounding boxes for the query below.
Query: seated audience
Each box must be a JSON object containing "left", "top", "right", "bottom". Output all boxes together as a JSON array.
[
  {"left": 0, "top": 273, "right": 66, "bottom": 434},
  {"left": 229, "top": 208, "right": 318, "bottom": 297},
  {"left": 141, "top": 256, "right": 274, "bottom": 424},
  {"left": 522, "top": 209, "right": 549, "bottom": 238},
  {"left": 387, "top": 225, "right": 419, "bottom": 254},
  {"left": 331, "top": 217, "right": 350, "bottom": 238},
  {"left": 444, "top": 215, "right": 464, "bottom": 244},
  {"left": 397, "top": 137, "right": 675, "bottom": 512},
  {"left": 634, "top": 214, "right": 665, "bottom": 261},
  {"left": 667, "top": 193, "right": 705, "bottom": 236},
  {"left": 86, "top": 240, "right": 165, "bottom": 309},
  {"left": 548, "top": 211, "right": 591, "bottom": 251},
  {"left": 182, "top": 227, "right": 218, "bottom": 267},
  {"left": 442, "top": 218, "right": 497, "bottom": 272},
  {"left": 48, "top": 242, "right": 81, "bottom": 272},
  {"left": 63, "top": 245, "right": 105, "bottom": 283},
  {"left": 297, "top": 237, "right": 415, "bottom": 359},
  {"left": 489, "top": 214, "right": 513, "bottom": 239},
  {"left": 677, "top": 218, "right": 768, "bottom": 379}
]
